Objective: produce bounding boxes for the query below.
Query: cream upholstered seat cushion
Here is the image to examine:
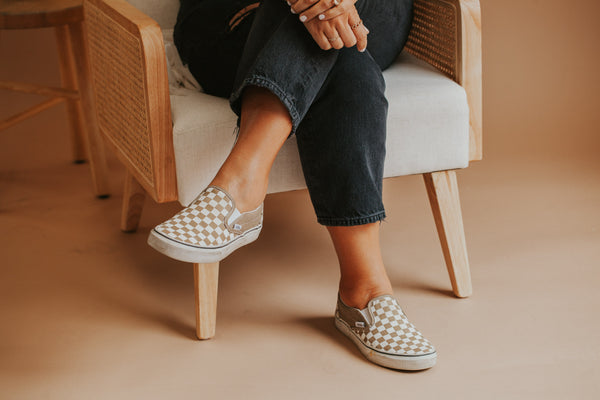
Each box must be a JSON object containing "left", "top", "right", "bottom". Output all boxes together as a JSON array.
[
  {"left": 170, "top": 52, "right": 470, "bottom": 206},
  {"left": 127, "top": 0, "right": 470, "bottom": 207}
]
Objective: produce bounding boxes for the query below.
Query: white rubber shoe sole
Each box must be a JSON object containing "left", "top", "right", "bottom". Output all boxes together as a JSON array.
[
  {"left": 147, "top": 226, "right": 262, "bottom": 263},
  {"left": 335, "top": 316, "right": 437, "bottom": 371}
]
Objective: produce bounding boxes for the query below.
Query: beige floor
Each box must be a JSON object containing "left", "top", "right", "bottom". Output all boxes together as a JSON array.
[
  {"left": 2, "top": 28, "right": 600, "bottom": 400},
  {"left": 2, "top": 104, "right": 599, "bottom": 400}
]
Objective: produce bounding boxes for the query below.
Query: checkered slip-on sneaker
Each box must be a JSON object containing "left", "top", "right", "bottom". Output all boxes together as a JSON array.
[
  {"left": 335, "top": 294, "right": 437, "bottom": 370},
  {"left": 147, "top": 185, "right": 263, "bottom": 263}
]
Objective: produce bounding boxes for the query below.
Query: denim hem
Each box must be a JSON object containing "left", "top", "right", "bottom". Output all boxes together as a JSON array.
[
  {"left": 316, "top": 211, "right": 387, "bottom": 227},
  {"left": 229, "top": 75, "right": 301, "bottom": 137}
]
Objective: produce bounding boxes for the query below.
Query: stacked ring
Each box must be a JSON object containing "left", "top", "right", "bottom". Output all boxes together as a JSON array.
[{"left": 350, "top": 19, "right": 363, "bottom": 30}]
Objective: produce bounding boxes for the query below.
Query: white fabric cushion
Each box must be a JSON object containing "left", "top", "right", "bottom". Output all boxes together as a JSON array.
[{"left": 171, "top": 52, "right": 469, "bottom": 206}]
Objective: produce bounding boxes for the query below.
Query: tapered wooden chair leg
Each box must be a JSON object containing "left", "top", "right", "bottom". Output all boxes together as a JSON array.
[
  {"left": 423, "top": 170, "right": 473, "bottom": 298},
  {"left": 55, "top": 25, "right": 87, "bottom": 163},
  {"left": 194, "top": 262, "right": 220, "bottom": 339},
  {"left": 68, "top": 21, "right": 110, "bottom": 197},
  {"left": 120, "top": 171, "right": 146, "bottom": 233}
]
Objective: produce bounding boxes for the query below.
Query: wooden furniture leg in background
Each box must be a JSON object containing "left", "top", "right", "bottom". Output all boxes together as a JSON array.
[
  {"left": 423, "top": 170, "right": 473, "bottom": 298},
  {"left": 55, "top": 24, "right": 87, "bottom": 163},
  {"left": 1, "top": 1, "right": 113, "bottom": 198},
  {"left": 194, "top": 262, "right": 220, "bottom": 339},
  {"left": 120, "top": 171, "right": 146, "bottom": 232},
  {"left": 0, "top": 96, "right": 65, "bottom": 131},
  {"left": 67, "top": 20, "right": 110, "bottom": 197}
]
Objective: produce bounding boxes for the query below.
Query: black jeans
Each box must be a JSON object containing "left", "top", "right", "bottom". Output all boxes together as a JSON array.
[{"left": 174, "top": 0, "right": 414, "bottom": 226}]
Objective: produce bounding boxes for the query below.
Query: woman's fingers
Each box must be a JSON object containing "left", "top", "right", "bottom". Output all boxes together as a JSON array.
[
  {"left": 324, "top": 27, "right": 344, "bottom": 50},
  {"left": 314, "top": 7, "right": 345, "bottom": 22},
  {"left": 335, "top": 19, "right": 357, "bottom": 49},
  {"left": 346, "top": 6, "right": 368, "bottom": 52},
  {"left": 313, "top": 0, "right": 356, "bottom": 21},
  {"left": 303, "top": 20, "right": 333, "bottom": 50},
  {"left": 327, "top": 37, "right": 344, "bottom": 50},
  {"left": 299, "top": 0, "right": 352, "bottom": 23},
  {"left": 316, "top": 18, "right": 367, "bottom": 51},
  {"left": 315, "top": 32, "right": 333, "bottom": 50},
  {"left": 289, "top": 0, "right": 318, "bottom": 15},
  {"left": 353, "top": 22, "right": 369, "bottom": 52},
  {"left": 302, "top": 6, "right": 368, "bottom": 52},
  {"left": 286, "top": 0, "right": 301, "bottom": 14}
]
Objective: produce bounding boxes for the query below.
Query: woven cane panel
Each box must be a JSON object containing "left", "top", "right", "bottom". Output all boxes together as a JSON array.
[
  {"left": 406, "top": 0, "right": 458, "bottom": 80},
  {"left": 85, "top": 2, "right": 154, "bottom": 185}
]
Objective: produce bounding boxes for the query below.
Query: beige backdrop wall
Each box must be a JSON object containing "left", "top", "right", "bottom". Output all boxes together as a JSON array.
[
  {"left": 2, "top": 0, "right": 600, "bottom": 161},
  {"left": 482, "top": 0, "right": 600, "bottom": 160}
]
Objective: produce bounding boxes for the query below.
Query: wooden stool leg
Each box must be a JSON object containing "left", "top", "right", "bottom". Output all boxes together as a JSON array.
[
  {"left": 423, "top": 170, "right": 473, "bottom": 298},
  {"left": 120, "top": 171, "right": 146, "bottom": 233},
  {"left": 55, "top": 25, "right": 86, "bottom": 163},
  {"left": 194, "top": 262, "right": 220, "bottom": 339},
  {"left": 67, "top": 21, "right": 110, "bottom": 197}
]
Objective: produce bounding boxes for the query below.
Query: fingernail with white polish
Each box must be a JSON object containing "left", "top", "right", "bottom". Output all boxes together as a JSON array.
[
  {"left": 299, "top": 15, "right": 307, "bottom": 22},
  {"left": 286, "top": 1, "right": 291, "bottom": 5},
  {"left": 318, "top": 14, "right": 325, "bottom": 20},
  {"left": 291, "top": 8, "right": 297, "bottom": 14},
  {"left": 359, "top": 48, "right": 366, "bottom": 52}
]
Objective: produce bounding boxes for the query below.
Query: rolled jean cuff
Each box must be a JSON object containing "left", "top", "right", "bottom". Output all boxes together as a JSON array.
[
  {"left": 316, "top": 211, "right": 387, "bottom": 227},
  {"left": 229, "top": 75, "right": 301, "bottom": 137}
]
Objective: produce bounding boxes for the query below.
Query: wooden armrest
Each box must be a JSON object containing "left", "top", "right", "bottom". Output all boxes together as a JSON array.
[
  {"left": 83, "top": 0, "right": 177, "bottom": 202},
  {"left": 407, "top": 0, "right": 482, "bottom": 161}
]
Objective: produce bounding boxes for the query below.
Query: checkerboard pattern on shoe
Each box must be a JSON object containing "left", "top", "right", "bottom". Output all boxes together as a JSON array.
[
  {"left": 360, "top": 296, "right": 435, "bottom": 356},
  {"left": 154, "top": 186, "right": 236, "bottom": 248},
  {"left": 337, "top": 295, "right": 436, "bottom": 357}
]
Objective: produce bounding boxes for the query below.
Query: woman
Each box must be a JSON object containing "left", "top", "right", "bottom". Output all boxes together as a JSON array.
[{"left": 148, "top": 0, "right": 437, "bottom": 371}]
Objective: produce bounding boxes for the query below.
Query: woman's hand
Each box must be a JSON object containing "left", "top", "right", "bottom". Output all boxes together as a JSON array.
[
  {"left": 301, "top": 5, "right": 369, "bottom": 52},
  {"left": 288, "top": 0, "right": 357, "bottom": 23}
]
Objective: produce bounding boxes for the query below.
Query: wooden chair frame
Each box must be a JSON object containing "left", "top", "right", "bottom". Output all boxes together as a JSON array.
[{"left": 83, "top": 0, "right": 482, "bottom": 339}]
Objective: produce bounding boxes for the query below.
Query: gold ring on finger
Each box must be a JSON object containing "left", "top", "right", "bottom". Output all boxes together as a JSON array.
[
  {"left": 327, "top": 35, "right": 340, "bottom": 42},
  {"left": 350, "top": 19, "right": 363, "bottom": 30}
]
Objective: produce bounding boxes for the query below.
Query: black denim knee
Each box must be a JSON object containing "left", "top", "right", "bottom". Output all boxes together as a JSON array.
[{"left": 295, "top": 49, "right": 388, "bottom": 226}]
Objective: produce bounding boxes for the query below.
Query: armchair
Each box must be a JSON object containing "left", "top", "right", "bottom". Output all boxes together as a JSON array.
[{"left": 83, "top": 0, "right": 481, "bottom": 339}]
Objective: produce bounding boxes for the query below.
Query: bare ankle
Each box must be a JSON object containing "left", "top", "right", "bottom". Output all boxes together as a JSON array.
[
  {"left": 339, "top": 281, "right": 393, "bottom": 310},
  {"left": 210, "top": 171, "right": 267, "bottom": 213}
]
